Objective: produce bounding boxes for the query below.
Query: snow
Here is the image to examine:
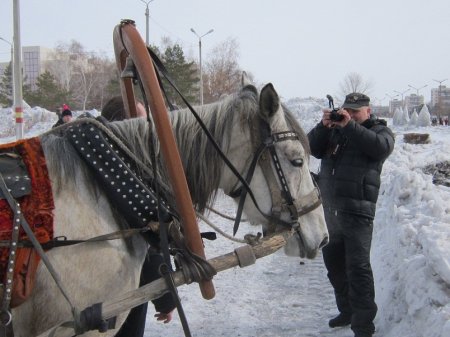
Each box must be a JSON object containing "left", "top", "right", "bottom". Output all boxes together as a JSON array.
[{"left": 1, "top": 103, "right": 449, "bottom": 337}]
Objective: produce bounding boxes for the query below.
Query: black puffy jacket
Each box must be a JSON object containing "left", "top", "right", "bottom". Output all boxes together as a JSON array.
[{"left": 308, "top": 115, "right": 395, "bottom": 219}]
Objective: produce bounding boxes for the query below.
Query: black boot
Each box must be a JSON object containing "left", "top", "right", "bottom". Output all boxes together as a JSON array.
[
  {"left": 354, "top": 333, "right": 373, "bottom": 337},
  {"left": 328, "top": 313, "right": 351, "bottom": 328}
]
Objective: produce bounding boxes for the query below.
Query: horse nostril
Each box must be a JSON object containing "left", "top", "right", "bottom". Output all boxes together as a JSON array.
[{"left": 319, "top": 236, "right": 329, "bottom": 248}]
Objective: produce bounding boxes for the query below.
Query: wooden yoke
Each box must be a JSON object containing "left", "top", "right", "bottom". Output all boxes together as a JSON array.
[{"left": 113, "top": 20, "right": 215, "bottom": 299}]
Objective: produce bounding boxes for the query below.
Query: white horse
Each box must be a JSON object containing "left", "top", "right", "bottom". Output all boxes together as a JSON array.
[{"left": 11, "top": 78, "right": 328, "bottom": 336}]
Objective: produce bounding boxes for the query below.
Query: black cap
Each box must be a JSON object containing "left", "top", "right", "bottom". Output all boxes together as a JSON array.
[
  {"left": 342, "top": 93, "right": 370, "bottom": 109},
  {"left": 61, "top": 109, "right": 72, "bottom": 117}
]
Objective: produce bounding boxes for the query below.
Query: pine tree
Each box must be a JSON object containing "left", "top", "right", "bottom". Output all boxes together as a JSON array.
[
  {"left": 0, "top": 62, "right": 13, "bottom": 107},
  {"left": 160, "top": 44, "right": 199, "bottom": 108},
  {"left": 24, "top": 71, "right": 70, "bottom": 110}
]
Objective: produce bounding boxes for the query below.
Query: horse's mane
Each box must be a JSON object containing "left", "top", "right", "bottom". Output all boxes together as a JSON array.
[
  {"left": 40, "top": 86, "right": 310, "bottom": 214},
  {"left": 108, "top": 88, "right": 259, "bottom": 213}
]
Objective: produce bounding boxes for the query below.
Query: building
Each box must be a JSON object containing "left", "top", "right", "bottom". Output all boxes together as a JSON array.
[
  {"left": 0, "top": 45, "right": 54, "bottom": 91},
  {"left": 389, "top": 99, "right": 402, "bottom": 116},
  {"left": 22, "top": 46, "right": 54, "bottom": 90},
  {"left": 431, "top": 85, "right": 450, "bottom": 115},
  {"left": 405, "top": 94, "right": 424, "bottom": 112}
]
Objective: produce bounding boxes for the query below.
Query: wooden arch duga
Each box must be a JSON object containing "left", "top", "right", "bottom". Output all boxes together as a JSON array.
[{"left": 112, "top": 19, "right": 215, "bottom": 300}]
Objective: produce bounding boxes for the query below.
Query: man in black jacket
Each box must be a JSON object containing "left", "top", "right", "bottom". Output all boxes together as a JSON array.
[{"left": 308, "top": 93, "right": 394, "bottom": 337}]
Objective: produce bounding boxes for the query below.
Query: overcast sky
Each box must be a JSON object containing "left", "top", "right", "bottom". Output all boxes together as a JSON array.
[{"left": 0, "top": 0, "right": 449, "bottom": 104}]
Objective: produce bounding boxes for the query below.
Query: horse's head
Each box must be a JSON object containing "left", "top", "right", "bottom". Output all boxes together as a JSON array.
[{"left": 222, "top": 74, "right": 328, "bottom": 258}]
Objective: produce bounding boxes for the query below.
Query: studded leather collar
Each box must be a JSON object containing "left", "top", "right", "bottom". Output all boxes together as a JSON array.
[{"left": 67, "top": 122, "right": 178, "bottom": 233}]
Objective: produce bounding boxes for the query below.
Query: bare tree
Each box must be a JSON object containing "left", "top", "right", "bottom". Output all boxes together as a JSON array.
[
  {"left": 339, "top": 72, "right": 373, "bottom": 97},
  {"left": 203, "top": 38, "right": 242, "bottom": 103},
  {"left": 46, "top": 41, "right": 76, "bottom": 92},
  {"left": 45, "top": 40, "right": 116, "bottom": 110}
]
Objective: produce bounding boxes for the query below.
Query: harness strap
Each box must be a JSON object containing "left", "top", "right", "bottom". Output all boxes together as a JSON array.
[
  {"left": 0, "top": 227, "right": 149, "bottom": 249},
  {"left": 159, "top": 263, "right": 192, "bottom": 337},
  {"left": 0, "top": 173, "right": 79, "bottom": 328},
  {"left": 0, "top": 174, "right": 19, "bottom": 327},
  {"left": 231, "top": 126, "right": 305, "bottom": 235}
]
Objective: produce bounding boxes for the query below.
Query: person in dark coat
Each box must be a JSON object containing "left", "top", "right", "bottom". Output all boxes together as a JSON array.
[
  {"left": 52, "top": 108, "right": 73, "bottom": 128},
  {"left": 101, "top": 96, "right": 176, "bottom": 337},
  {"left": 308, "top": 93, "right": 395, "bottom": 337}
]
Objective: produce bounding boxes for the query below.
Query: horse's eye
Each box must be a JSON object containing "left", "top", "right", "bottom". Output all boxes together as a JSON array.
[{"left": 291, "top": 158, "right": 303, "bottom": 167}]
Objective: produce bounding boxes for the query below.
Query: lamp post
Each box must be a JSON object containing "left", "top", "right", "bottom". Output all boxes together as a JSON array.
[
  {"left": 140, "top": 0, "right": 154, "bottom": 45},
  {"left": 386, "top": 93, "right": 399, "bottom": 115},
  {"left": 0, "top": 36, "right": 13, "bottom": 67},
  {"left": 408, "top": 84, "right": 427, "bottom": 111},
  {"left": 408, "top": 84, "right": 427, "bottom": 95},
  {"left": 0, "top": 36, "right": 13, "bottom": 93},
  {"left": 394, "top": 89, "right": 410, "bottom": 107},
  {"left": 385, "top": 93, "right": 398, "bottom": 100},
  {"left": 13, "top": 0, "right": 24, "bottom": 139},
  {"left": 190, "top": 28, "right": 214, "bottom": 105},
  {"left": 433, "top": 78, "right": 447, "bottom": 120}
]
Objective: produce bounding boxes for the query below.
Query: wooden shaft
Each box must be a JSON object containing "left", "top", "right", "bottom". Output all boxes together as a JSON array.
[
  {"left": 113, "top": 47, "right": 137, "bottom": 118},
  {"left": 113, "top": 21, "right": 215, "bottom": 299},
  {"left": 36, "top": 231, "right": 292, "bottom": 337}
]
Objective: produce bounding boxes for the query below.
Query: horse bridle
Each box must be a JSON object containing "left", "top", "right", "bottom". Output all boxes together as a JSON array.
[
  {"left": 228, "top": 116, "right": 322, "bottom": 236},
  {"left": 145, "top": 47, "right": 321, "bottom": 237}
]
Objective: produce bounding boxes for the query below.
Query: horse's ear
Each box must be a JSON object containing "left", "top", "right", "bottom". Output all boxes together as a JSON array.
[
  {"left": 241, "top": 71, "right": 252, "bottom": 87},
  {"left": 241, "top": 71, "right": 258, "bottom": 95},
  {"left": 259, "top": 83, "right": 280, "bottom": 119}
]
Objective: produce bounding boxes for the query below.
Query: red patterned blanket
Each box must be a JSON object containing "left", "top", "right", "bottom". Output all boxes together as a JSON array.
[{"left": 0, "top": 137, "right": 54, "bottom": 307}]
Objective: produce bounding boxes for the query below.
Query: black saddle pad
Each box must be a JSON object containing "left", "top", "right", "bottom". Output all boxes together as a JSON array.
[{"left": 0, "top": 153, "right": 31, "bottom": 199}]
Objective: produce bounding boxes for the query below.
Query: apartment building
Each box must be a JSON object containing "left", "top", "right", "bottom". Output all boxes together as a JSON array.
[
  {"left": 431, "top": 85, "right": 450, "bottom": 114},
  {"left": 404, "top": 93, "right": 424, "bottom": 111},
  {"left": 0, "top": 45, "right": 54, "bottom": 91}
]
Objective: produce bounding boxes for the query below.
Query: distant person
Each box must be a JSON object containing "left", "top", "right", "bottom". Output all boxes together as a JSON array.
[
  {"left": 102, "top": 96, "right": 147, "bottom": 121},
  {"left": 102, "top": 96, "right": 175, "bottom": 337},
  {"left": 52, "top": 108, "right": 73, "bottom": 128},
  {"left": 308, "top": 93, "right": 395, "bottom": 337}
]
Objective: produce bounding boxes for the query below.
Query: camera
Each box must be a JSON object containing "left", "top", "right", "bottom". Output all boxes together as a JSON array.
[
  {"left": 329, "top": 109, "right": 344, "bottom": 122},
  {"left": 326, "top": 95, "right": 344, "bottom": 122}
]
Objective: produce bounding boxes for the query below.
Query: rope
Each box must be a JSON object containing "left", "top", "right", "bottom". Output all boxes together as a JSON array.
[
  {"left": 196, "top": 213, "right": 247, "bottom": 244},
  {"left": 205, "top": 206, "right": 248, "bottom": 222}
]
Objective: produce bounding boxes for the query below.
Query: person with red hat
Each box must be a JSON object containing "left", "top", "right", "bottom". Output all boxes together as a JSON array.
[{"left": 52, "top": 108, "right": 73, "bottom": 128}]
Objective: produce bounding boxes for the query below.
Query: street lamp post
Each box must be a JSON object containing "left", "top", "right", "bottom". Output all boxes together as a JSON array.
[
  {"left": 433, "top": 79, "right": 448, "bottom": 120},
  {"left": 408, "top": 84, "right": 427, "bottom": 111},
  {"left": 13, "top": 0, "right": 24, "bottom": 139},
  {"left": 190, "top": 28, "right": 214, "bottom": 105},
  {"left": 408, "top": 84, "right": 428, "bottom": 95},
  {"left": 0, "top": 36, "right": 13, "bottom": 67},
  {"left": 0, "top": 36, "right": 13, "bottom": 94},
  {"left": 385, "top": 93, "right": 398, "bottom": 100},
  {"left": 394, "top": 89, "right": 410, "bottom": 107},
  {"left": 385, "top": 93, "right": 399, "bottom": 115},
  {"left": 140, "top": 0, "right": 154, "bottom": 45}
]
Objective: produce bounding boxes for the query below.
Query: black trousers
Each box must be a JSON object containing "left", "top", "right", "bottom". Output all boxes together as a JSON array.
[
  {"left": 322, "top": 210, "right": 377, "bottom": 335},
  {"left": 115, "top": 253, "right": 175, "bottom": 337}
]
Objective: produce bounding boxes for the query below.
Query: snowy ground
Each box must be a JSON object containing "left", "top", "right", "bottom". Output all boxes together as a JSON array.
[
  {"left": 144, "top": 125, "right": 450, "bottom": 337},
  {"left": 1, "top": 107, "right": 449, "bottom": 337}
]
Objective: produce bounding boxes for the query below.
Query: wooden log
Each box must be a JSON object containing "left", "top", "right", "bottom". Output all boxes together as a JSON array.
[
  {"left": 403, "top": 133, "right": 430, "bottom": 144},
  {"left": 36, "top": 231, "right": 293, "bottom": 337}
]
